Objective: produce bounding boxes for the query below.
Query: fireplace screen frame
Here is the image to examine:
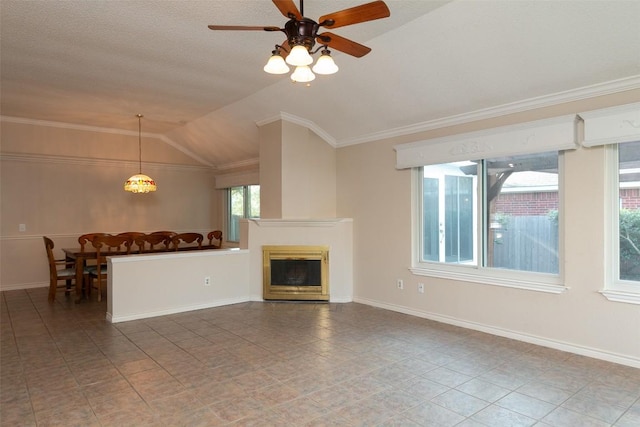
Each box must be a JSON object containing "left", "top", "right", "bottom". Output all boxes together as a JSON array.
[{"left": 262, "top": 245, "right": 329, "bottom": 301}]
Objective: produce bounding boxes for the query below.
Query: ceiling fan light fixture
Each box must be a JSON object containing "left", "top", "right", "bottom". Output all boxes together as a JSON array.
[
  {"left": 290, "top": 65, "right": 316, "bottom": 83},
  {"left": 264, "top": 50, "right": 290, "bottom": 74},
  {"left": 286, "top": 44, "right": 313, "bottom": 66},
  {"left": 312, "top": 49, "right": 339, "bottom": 75}
]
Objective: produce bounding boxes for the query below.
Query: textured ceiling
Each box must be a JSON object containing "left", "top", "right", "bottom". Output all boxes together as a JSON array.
[{"left": 1, "top": 0, "right": 639, "bottom": 169}]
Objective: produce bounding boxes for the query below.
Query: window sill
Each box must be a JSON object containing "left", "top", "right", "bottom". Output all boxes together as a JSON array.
[
  {"left": 409, "top": 266, "right": 568, "bottom": 294},
  {"left": 599, "top": 290, "right": 640, "bottom": 305}
]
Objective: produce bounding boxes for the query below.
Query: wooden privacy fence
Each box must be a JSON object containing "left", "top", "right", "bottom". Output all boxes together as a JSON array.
[{"left": 492, "top": 215, "right": 559, "bottom": 274}]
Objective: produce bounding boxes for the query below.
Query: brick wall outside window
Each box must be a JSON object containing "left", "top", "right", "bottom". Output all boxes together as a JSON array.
[{"left": 495, "top": 188, "right": 640, "bottom": 216}]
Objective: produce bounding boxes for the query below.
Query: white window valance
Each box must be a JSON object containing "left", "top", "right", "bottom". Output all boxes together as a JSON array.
[
  {"left": 580, "top": 102, "right": 640, "bottom": 147},
  {"left": 214, "top": 171, "right": 259, "bottom": 189},
  {"left": 394, "top": 114, "right": 578, "bottom": 169}
]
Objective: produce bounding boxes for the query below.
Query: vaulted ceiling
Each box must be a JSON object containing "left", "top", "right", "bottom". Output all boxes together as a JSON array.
[{"left": 2, "top": 0, "right": 639, "bottom": 170}]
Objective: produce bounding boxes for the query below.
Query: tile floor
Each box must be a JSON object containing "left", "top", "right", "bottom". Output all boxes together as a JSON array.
[{"left": 1, "top": 288, "right": 639, "bottom": 427}]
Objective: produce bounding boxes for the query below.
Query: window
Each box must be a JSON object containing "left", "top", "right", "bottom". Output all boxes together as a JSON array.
[
  {"left": 419, "top": 151, "right": 560, "bottom": 282},
  {"left": 607, "top": 141, "right": 640, "bottom": 299},
  {"left": 581, "top": 102, "right": 640, "bottom": 304},
  {"left": 395, "top": 115, "right": 576, "bottom": 292},
  {"left": 227, "top": 185, "right": 260, "bottom": 242}
]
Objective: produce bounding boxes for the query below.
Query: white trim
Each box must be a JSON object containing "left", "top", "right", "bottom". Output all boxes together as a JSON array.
[
  {"left": 216, "top": 158, "right": 259, "bottom": 172},
  {"left": 215, "top": 171, "right": 260, "bottom": 189},
  {"left": 340, "top": 76, "right": 640, "bottom": 147},
  {"left": 256, "top": 112, "right": 336, "bottom": 147},
  {"left": 108, "top": 296, "right": 251, "bottom": 323},
  {"left": 0, "top": 282, "right": 47, "bottom": 291},
  {"left": 394, "top": 115, "right": 577, "bottom": 169},
  {"left": 409, "top": 267, "right": 568, "bottom": 295},
  {"left": 580, "top": 102, "right": 640, "bottom": 147},
  {"left": 354, "top": 296, "right": 640, "bottom": 369},
  {"left": 0, "top": 152, "right": 212, "bottom": 172},
  {"left": 109, "top": 248, "right": 247, "bottom": 263},
  {"left": 601, "top": 144, "right": 640, "bottom": 304},
  {"left": 600, "top": 290, "right": 640, "bottom": 305},
  {"left": 0, "top": 115, "right": 215, "bottom": 167}
]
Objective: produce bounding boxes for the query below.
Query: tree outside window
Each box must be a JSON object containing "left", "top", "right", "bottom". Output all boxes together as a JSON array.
[
  {"left": 228, "top": 185, "right": 260, "bottom": 242},
  {"left": 618, "top": 141, "right": 640, "bottom": 282}
]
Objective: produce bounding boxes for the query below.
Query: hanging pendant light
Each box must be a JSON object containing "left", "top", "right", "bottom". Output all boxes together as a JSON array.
[{"left": 124, "top": 114, "right": 157, "bottom": 193}]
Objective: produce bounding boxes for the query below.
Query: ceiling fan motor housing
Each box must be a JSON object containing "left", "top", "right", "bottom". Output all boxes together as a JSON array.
[{"left": 285, "top": 18, "right": 318, "bottom": 50}]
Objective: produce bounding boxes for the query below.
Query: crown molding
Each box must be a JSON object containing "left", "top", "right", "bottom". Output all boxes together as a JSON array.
[
  {"left": 0, "top": 115, "right": 214, "bottom": 168},
  {"left": 256, "top": 112, "right": 337, "bottom": 147},
  {"left": 338, "top": 75, "right": 640, "bottom": 147},
  {"left": 0, "top": 152, "right": 212, "bottom": 172},
  {"left": 215, "top": 157, "right": 259, "bottom": 172}
]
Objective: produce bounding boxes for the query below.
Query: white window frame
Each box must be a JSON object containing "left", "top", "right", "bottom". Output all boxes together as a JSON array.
[
  {"left": 601, "top": 144, "right": 640, "bottom": 304},
  {"left": 397, "top": 115, "right": 577, "bottom": 294},
  {"left": 411, "top": 155, "right": 566, "bottom": 294},
  {"left": 226, "top": 185, "right": 260, "bottom": 243},
  {"left": 581, "top": 102, "right": 640, "bottom": 305}
]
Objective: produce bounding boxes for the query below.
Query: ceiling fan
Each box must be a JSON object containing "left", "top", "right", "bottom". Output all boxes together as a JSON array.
[{"left": 208, "top": 0, "right": 390, "bottom": 83}]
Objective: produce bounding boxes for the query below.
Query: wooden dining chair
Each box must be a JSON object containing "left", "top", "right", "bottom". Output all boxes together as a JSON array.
[
  {"left": 170, "top": 232, "right": 203, "bottom": 250},
  {"left": 134, "top": 233, "right": 171, "bottom": 253},
  {"left": 117, "top": 232, "right": 146, "bottom": 253},
  {"left": 207, "top": 230, "right": 223, "bottom": 248},
  {"left": 89, "top": 234, "right": 132, "bottom": 301},
  {"left": 150, "top": 231, "right": 177, "bottom": 239},
  {"left": 43, "top": 236, "right": 83, "bottom": 302},
  {"left": 78, "top": 232, "right": 109, "bottom": 251}
]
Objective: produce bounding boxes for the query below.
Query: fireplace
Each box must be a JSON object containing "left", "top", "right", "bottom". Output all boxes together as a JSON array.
[{"left": 262, "top": 245, "right": 329, "bottom": 301}]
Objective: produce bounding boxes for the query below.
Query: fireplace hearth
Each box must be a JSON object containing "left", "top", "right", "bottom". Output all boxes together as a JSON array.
[{"left": 263, "top": 245, "right": 329, "bottom": 301}]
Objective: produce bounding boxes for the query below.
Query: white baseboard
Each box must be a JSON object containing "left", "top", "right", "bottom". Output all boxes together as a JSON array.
[
  {"left": 354, "top": 296, "right": 640, "bottom": 369},
  {"left": 0, "top": 282, "right": 47, "bottom": 291},
  {"left": 107, "top": 296, "right": 252, "bottom": 323}
]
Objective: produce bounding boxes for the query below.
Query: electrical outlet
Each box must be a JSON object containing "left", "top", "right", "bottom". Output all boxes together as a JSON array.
[
  {"left": 204, "top": 276, "right": 211, "bottom": 286},
  {"left": 397, "top": 279, "right": 404, "bottom": 290},
  {"left": 418, "top": 283, "right": 425, "bottom": 294},
  {"left": 18, "top": 224, "right": 26, "bottom": 232}
]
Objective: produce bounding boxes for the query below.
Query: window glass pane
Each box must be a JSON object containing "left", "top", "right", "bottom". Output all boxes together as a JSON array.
[
  {"left": 619, "top": 141, "right": 640, "bottom": 282},
  {"left": 422, "top": 177, "right": 439, "bottom": 261},
  {"left": 228, "top": 186, "right": 244, "bottom": 242},
  {"left": 444, "top": 175, "right": 474, "bottom": 263},
  {"left": 484, "top": 152, "right": 559, "bottom": 274},
  {"left": 421, "top": 162, "right": 477, "bottom": 265},
  {"left": 248, "top": 185, "right": 261, "bottom": 218}
]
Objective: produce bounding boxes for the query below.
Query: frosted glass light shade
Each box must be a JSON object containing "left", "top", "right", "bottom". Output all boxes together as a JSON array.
[
  {"left": 124, "top": 174, "right": 157, "bottom": 193},
  {"left": 312, "top": 54, "right": 339, "bottom": 75},
  {"left": 263, "top": 53, "right": 290, "bottom": 74},
  {"left": 290, "top": 66, "right": 315, "bottom": 83},
  {"left": 286, "top": 45, "right": 313, "bottom": 66}
]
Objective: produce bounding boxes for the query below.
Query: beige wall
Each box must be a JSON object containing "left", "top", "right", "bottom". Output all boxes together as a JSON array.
[
  {"left": 1, "top": 120, "right": 217, "bottom": 290},
  {"left": 258, "top": 121, "right": 283, "bottom": 219},
  {"left": 337, "top": 90, "right": 640, "bottom": 365},
  {"left": 260, "top": 120, "right": 336, "bottom": 219}
]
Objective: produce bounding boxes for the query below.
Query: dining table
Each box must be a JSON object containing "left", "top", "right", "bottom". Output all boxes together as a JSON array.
[{"left": 63, "top": 244, "right": 222, "bottom": 303}]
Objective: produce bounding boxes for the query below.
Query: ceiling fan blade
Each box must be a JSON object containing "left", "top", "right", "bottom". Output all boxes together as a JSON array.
[
  {"left": 272, "top": 0, "right": 302, "bottom": 20},
  {"left": 319, "top": 1, "right": 390, "bottom": 29},
  {"left": 316, "top": 32, "right": 371, "bottom": 58},
  {"left": 208, "top": 25, "right": 281, "bottom": 32}
]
